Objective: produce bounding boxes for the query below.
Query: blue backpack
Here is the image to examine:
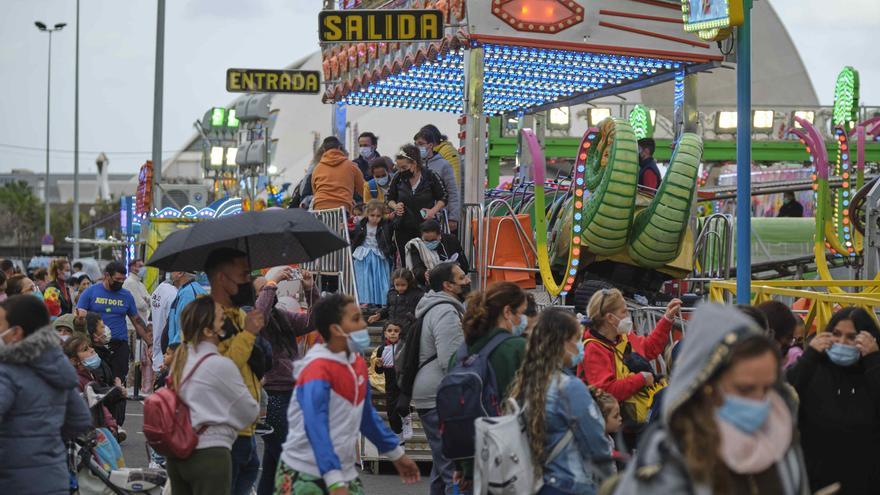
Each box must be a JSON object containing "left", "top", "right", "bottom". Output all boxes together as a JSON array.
[{"left": 437, "top": 332, "right": 513, "bottom": 461}]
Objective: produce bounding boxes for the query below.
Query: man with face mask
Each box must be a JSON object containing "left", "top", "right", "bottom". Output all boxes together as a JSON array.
[
  {"left": 0, "top": 295, "right": 92, "bottom": 495},
  {"left": 77, "top": 261, "right": 152, "bottom": 427},
  {"left": 406, "top": 263, "right": 470, "bottom": 495},
  {"left": 204, "top": 248, "right": 267, "bottom": 495},
  {"left": 354, "top": 131, "right": 380, "bottom": 181}
]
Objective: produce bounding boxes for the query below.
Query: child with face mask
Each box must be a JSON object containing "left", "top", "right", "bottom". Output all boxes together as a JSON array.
[
  {"left": 63, "top": 334, "right": 120, "bottom": 437},
  {"left": 373, "top": 319, "right": 413, "bottom": 442},
  {"left": 350, "top": 200, "right": 395, "bottom": 308},
  {"left": 275, "top": 294, "right": 420, "bottom": 495}
]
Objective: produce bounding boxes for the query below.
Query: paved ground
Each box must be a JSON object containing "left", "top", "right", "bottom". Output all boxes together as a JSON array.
[{"left": 121, "top": 399, "right": 430, "bottom": 494}]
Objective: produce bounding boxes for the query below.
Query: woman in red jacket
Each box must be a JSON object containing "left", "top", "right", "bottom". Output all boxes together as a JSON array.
[{"left": 579, "top": 289, "right": 680, "bottom": 445}]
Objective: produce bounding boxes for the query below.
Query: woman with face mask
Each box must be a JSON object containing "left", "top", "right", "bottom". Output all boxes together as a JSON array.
[
  {"left": 0, "top": 295, "right": 91, "bottom": 495},
  {"left": 62, "top": 334, "right": 120, "bottom": 437},
  {"left": 580, "top": 289, "right": 680, "bottom": 448},
  {"left": 450, "top": 281, "right": 528, "bottom": 491},
  {"left": 165, "top": 295, "right": 260, "bottom": 495},
  {"left": 786, "top": 307, "right": 880, "bottom": 494},
  {"left": 386, "top": 144, "right": 448, "bottom": 264},
  {"left": 614, "top": 304, "right": 809, "bottom": 494},
  {"left": 507, "top": 308, "right": 612, "bottom": 495}
]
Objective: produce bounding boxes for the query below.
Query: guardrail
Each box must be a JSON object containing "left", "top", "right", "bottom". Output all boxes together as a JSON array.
[
  {"left": 304, "top": 207, "right": 359, "bottom": 305},
  {"left": 709, "top": 279, "right": 880, "bottom": 332}
]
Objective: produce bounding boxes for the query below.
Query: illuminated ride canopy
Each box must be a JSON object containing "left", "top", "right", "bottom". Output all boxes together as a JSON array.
[{"left": 322, "top": 0, "right": 726, "bottom": 116}]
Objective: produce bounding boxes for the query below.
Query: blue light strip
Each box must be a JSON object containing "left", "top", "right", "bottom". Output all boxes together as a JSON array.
[{"left": 341, "top": 44, "right": 683, "bottom": 114}]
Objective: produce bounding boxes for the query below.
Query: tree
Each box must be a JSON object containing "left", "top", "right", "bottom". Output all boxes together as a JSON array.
[{"left": 0, "top": 182, "right": 41, "bottom": 258}]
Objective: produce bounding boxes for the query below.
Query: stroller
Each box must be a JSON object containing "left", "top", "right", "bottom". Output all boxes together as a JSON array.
[{"left": 69, "top": 382, "right": 167, "bottom": 494}]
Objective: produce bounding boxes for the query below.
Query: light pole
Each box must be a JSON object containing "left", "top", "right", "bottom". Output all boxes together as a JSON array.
[
  {"left": 35, "top": 20, "right": 66, "bottom": 244},
  {"left": 73, "top": 1, "right": 81, "bottom": 259}
]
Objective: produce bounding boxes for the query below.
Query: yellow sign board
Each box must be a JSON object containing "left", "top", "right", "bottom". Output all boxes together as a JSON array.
[
  {"left": 319, "top": 9, "right": 444, "bottom": 43},
  {"left": 226, "top": 69, "right": 321, "bottom": 94}
]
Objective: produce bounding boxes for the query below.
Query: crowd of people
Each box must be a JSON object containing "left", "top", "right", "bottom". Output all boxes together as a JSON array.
[
  {"left": 1, "top": 244, "right": 879, "bottom": 495},
  {"left": 0, "top": 127, "right": 877, "bottom": 495},
  {"left": 290, "top": 126, "right": 469, "bottom": 309}
]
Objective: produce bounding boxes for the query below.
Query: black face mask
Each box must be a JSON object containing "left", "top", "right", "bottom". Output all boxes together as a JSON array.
[
  {"left": 457, "top": 282, "right": 471, "bottom": 301},
  {"left": 110, "top": 281, "right": 124, "bottom": 291},
  {"left": 398, "top": 169, "right": 414, "bottom": 180},
  {"left": 229, "top": 281, "right": 256, "bottom": 307}
]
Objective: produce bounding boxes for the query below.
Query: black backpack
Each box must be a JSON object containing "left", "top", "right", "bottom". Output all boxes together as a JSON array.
[{"left": 395, "top": 301, "right": 460, "bottom": 397}]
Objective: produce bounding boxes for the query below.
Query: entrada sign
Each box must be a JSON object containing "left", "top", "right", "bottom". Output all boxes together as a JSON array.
[
  {"left": 226, "top": 69, "right": 321, "bottom": 94},
  {"left": 319, "top": 9, "right": 444, "bottom": 43}
]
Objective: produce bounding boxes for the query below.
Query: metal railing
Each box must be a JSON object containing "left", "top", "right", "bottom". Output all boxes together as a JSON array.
[
  {"left": 304, "top": 207, "right": 359, "bottom": 305},
  {"left": 691, "top": 213, "right": 734, "bottom": 295}
]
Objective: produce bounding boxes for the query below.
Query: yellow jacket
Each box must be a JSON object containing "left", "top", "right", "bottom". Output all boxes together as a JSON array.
[
  {"left": 435, "top": 140, "right": 461, "bottom": 183},
  {"left": 217, "top": 306, "right": 260, "bottom": 436},
  {"left": 362, "top": 181, "right": 386, "bottom": 202}
]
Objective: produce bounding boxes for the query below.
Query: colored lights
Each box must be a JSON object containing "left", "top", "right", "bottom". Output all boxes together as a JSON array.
[
  {"left": 629, "top": 104, "right": 655, "bottom": 140},
  {"left": 340, "top": 44, "right": 682, "bottom": 115},
  {"left": 832, "top": 67, "right": 859, "bottom": 130}
]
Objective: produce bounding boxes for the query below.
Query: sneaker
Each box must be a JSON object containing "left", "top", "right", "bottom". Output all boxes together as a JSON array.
[
  {"left": 255, "top": 422, "right": 274, "bottom": 436},
  {"left": 401, "top": 414, "right": 413, "bottom": 442},
  {"left": 116, "top": 427, "right": 127, "bottom": 443}
]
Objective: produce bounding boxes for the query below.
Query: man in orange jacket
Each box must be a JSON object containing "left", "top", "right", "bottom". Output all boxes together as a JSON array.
[{"left": 311, "top": 137, "right": 365, "bottom": 213}]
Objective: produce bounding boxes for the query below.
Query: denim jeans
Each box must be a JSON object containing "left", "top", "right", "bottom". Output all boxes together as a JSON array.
[
  {"left": 231, "top": 435, "right": 260, "bottom": 495},
  {"left": 257, "top": 390, "right": 292, "bottom": 495},
  {"left": 418, "top": 408, "right": 455, "bottom": 495}
]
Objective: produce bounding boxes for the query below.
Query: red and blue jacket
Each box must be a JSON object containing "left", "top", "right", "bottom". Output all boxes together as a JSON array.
[{"left": 280, "top": 344, "right": 403, "bottom": 486}]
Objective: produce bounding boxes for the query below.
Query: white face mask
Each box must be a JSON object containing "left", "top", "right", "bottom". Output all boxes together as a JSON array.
[
  {"left": 613, "top": 314, "right": 633, "bottom": 335},
  {"left": 0, "top": 328, "right": 13, "bottom": 347}
]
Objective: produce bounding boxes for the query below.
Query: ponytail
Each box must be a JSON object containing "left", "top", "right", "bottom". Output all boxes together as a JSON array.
[{"left": 462, "top": 282, "right": 526, "bottom": 345}]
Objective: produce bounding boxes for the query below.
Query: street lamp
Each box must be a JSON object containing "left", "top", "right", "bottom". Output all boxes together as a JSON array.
[{"left": 35, "top": 20, "right": 66, "bottom": 244}]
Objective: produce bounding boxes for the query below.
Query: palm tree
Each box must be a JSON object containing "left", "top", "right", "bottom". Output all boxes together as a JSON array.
[{"left": 0, "top": 182, "right": 42, "bottom": 258}]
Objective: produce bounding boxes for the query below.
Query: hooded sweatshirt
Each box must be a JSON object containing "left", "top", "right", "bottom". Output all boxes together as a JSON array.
[
  {"left": 178, "top": 341, "right": 260, "bottom": 450},
  {"left": 411, "top": 290, "right": 465, "bottom": 410},
  {"left": 280, "top": 344, "right": 403, "bottom": 486},
  {"left": 613, "top": 304, "right": 810, "bottom": 495},
  {"left": 425, "top": 153, "right": 461, "bottom": 222},
  {"left": 311, "top": 149, "right": 366, "bottom": 212},
  {"left": 0, "top": 325, "right": 92, "bottom": 495},
  {"left": 434, "top": 140, "right": 461, "bottom": 183}
]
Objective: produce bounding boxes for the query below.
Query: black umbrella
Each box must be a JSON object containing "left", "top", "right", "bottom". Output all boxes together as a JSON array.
[{"left": 146, "top": 208, "right": 348, "bottom": 271}]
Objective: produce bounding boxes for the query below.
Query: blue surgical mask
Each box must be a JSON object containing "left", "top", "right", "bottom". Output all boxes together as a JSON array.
[
  {"left": 137, "top": 266, "right": 147, "bottom": 280},
  {"left": 83, "top": 354, "right": 102, "bottom": 370},
  {"left": 347, "top": 327, "right": 372, "bottom": 354},
  {"left": 512, "top": 314, "right": 528, "bottom": 337},
  {"left": 375, "top": 176, "right": 389, "bottom": 186},
  {"left": 828, "top": 343, "right": 860, "bottom": 367},
  {"left": 33, "top": 288, "right": 44, "bottom": 302},
  {"left": 716, "top": 394, "right": 771, "bottom": 434},
  {"left": 425, "top": 239, "right": 440, "bottom": 250},
  {"left": 359, "top": 146, "right": 373, "bottom": 159},
  {"left": 418, "top": 146, "right": 429, "bottom": 159},
  {"left": 569, "top": 340, "right": 585, "bottom": 368}
]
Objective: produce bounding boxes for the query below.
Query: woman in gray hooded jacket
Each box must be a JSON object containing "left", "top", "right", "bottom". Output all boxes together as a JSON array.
[
  {"left": 0, "top": 295, "right": 92, "bottom": 495},
  {"left": 611, "top": 304, "right": 810, "bottom": 495}
]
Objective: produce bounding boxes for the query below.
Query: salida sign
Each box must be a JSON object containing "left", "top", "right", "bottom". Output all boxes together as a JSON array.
[
  {"left": 226, "top": 69, "right": 321, "bottom": 94},
  {"left": 319, "top": 9, "right": 444, "bottom": 43}
]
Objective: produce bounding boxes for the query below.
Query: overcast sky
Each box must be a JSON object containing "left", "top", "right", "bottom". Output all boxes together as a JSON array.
[{"left": 0, "top": 0, "right": 878, "bottom": 176}]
